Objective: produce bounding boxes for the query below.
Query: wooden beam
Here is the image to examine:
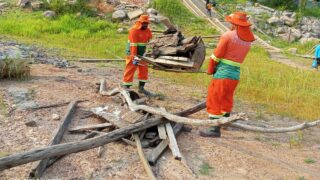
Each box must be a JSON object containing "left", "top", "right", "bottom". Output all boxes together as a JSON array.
[
  {"left": 165, "top": 123, "right": 182, "bottom": 160},
  {"left": 78, "top": 59, "right": 125, "bottom": 63},
  {"left": 29, "top": 101, "right": 79, "bottom": 178},
  {"left": 0, "top": 102, "right": 206, "bottom": 170},
  {"left": 133, "top": 134, "right": 156, "bottom": 180},
  {"left": 68, "top": 123, "right": 113, "bottom": 133},
  {"left": 157, "top": 124, "right": 167, "bottom": 140}
]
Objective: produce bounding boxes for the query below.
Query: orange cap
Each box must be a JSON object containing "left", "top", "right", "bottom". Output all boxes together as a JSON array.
[{"left": 225, "top": 12, "right": 251, "bottom": 27}]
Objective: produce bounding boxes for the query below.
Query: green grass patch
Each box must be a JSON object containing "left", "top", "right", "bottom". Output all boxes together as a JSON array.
[
  {"left": 151, "top": 0, "right": 217, "bottom": 36},
  {"left": 199, "top": 162, "right": 214, "bottom": 176},
  {"left": 304, "top": 158, "right": 316, "bottom": 164},
  {"left": 0, "top": 10, "right": 127, "bottom": 58}
]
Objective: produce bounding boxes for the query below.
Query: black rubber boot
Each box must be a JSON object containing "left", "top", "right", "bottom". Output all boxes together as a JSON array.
[
  {"left": 121, "top": 84, "right": 131, "bottom": 90},
  {"left": 138, "top": 81, "right": 156, "bottom": 97},
  {"left": 199, "top": 126, "right": 221, "bottom": 138}
]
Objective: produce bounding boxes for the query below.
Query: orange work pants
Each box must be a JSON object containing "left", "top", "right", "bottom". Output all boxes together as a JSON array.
[
  {"left": 206, "top": 79, "right": 239, "bottom": 116},
  {"left": 122, "top": 56, "right": 148, "bottom": 85}
]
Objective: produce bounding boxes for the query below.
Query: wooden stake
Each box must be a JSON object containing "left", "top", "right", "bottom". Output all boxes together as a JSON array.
[
  {"left": 133, "top": 134, "right": 156, "bottom": 180},
  {"left": 157, "top": 124, "right": 167, "bottom": 140},
  {"left": 29, "top": 101, "right": 79, "bottom": 178},
  {"left": 68, "top": 123, "right": 113, "bottom": 133},
  {"left": 165, "top": 123, "right": 182, "bottom": 160}
]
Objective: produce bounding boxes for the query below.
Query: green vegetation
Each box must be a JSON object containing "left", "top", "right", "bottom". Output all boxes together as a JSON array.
[
  {"left": 199, "top": 162, "right": 214, "bottom": 176},
  {"left": 151, "top": 0, "right": 217, "bottom": 35},
  {"left": 0, "top": 58, "right": 30, "bottom": 80},
  {"left": 41, "top": 0, "right": 95, "bottom": 15},
  {"left": 304, "top": 158, "right": 316, "bottom": 164},
  {"left": 0, "top": 10, "right": 126, "bottom": 58}
]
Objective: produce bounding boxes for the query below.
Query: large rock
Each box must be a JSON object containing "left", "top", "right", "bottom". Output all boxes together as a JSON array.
[
  {"left": 276, "top": 26, "right": 288, "bottom": 34},
  {"left": 267, "top": 17, "right": 280, "bottom": 25},
  {"left": 299, "top": 37, "right": 319, "bottom": 44},
  {"left": 282, "top": 11, "right": 293, "bottom": 17},
  {"left": 147, "top": 8, "right": 158, "bottom": 15},
  {"left": 16, "top": 0, "right": 30, "bottom": 8},
  {"left": 291, "top": 28, "right": 302, "bottom": 39},
  {"left": 0, "top": 2, "right": 8, "bottom": 9},
  {"left": 279, "top": 33, "right": 296, "bottom": 43},
  {"left": 149, "top": 14, "right": 162, "bottom": 24},
  {"left": 311, "top": 21, "right": 320, "bottom": 37},
  {"left": 31, "top": 1, "right": 43, "bottom": 10},
  {"left": 280, "top": 16, "right": 296, "bottom": 26},
  {"left": 43, "top": 10, "right": 56, "bottom": 18},
  {"left": 127, "top": 9, "right": 144, "bottom": 20},
  {"left": 112, "top": 10, "right": 127, "bottom": 20},
  {"left": 301, "top": 25, "right": 312, "bottom": 32}
]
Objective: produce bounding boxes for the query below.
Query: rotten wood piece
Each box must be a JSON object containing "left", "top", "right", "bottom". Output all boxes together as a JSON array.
[
  {"left": 68, "top": 123, "right": 113, "bottom": 133},
  {"left": 79, "top": 58, "right": 125, "bottom": 63},
  {"left": 165, "top": 123, "right": 182, "bottom": 160},
  {"left": 230, "top": 120, "right": 320, "bottom": 133},
  {"left": 0, "top": 102, "right": 207, "bottom": 170},
  {"left": 29, "top": 101, "right": 79, "bottom": 178},
  {"left": 115, "top": 88, "right": 246, "bottom": 126},
  {"left": 133, "top": 134, "right": 156, "bottom": 180},
  {"left": 157, "top": 124, "right": 167, "bottom": 140}
]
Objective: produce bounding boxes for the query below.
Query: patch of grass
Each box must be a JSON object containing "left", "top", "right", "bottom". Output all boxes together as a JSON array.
[
  {"left": 304, "top": 158, "right": 316, "bottom": 164},
  {"left": 0, "top": 10, "right": 127, "bottom": 59},
  {"left": 289, "top": 130, "right": 304, "bottom": 148},
  {"left": 151, "top": 0, "right": 217, "bottom": 36},
  {"left": 0, "top": 58, "right": 30, "bottom": 80},
  {"left": 0, "top": 151, "right": 9, "bottom": 158},
  {"left": 199, "top": 162, "right": 213, "bottom": 176}
]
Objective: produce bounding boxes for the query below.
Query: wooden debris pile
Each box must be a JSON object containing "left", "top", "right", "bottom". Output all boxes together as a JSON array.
[{"left": 1, "top": 79, "right": 320, "bottom": 179}]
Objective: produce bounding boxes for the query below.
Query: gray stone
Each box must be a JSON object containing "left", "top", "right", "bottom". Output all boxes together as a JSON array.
[
  {"left": 299, "top": 37, "right": 319, "bottom": 44},
  {"left": 16, "top": 0, "right": 30, "bottom": 8},
  {"left": 149, "top": 14, "right": 162, "bottom": 24},
  {"left": 52, "top": 114, "right": 60, "bottom": 121},
  {"left": 18, "top": 101, "right": 38, "bottom": 110},
  {"left": 276, "top": 26, "right": 288, "bottom": 34},
  {"left": 267, "top": 16, "right": 280, "bottom": 25},
  {"left": 43, "top": 10, "right": 56, "bottom": 18},
  {"left": 0, "top": 2, "right": 8, "bottom": 9},
  {"left": 279, "top": 33, "right": 296, "bottom": 43},
  {"left": 31, "top": 1, "right": 43, "bottom": 10},
  {"left": 291, "top": 28, "right": 302, "bottom": 39},
  {"left": 25, "top": 120, "right": 37, "bottom": 127},
  {"left": 280, "top": 16, "right": 296, "bottom": 26},
  {"left": 8, "top": 87, "right": 30, "bottom": 103},
  {"left": 282, "top": 11, "right": 293, "bottom": 17},
  {"left": 112, "top": 10, "right": 127, "bottom": 20},
  {"left": 147, "top": 8, "right": 158, "bottom": 15},
  {"left": 127, "top": 9, "right": 144, "bottom": 20}
]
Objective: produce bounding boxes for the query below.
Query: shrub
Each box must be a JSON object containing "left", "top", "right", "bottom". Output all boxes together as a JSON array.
[{"left": 0, "top": 59, "right": 30, "bottom": 80}]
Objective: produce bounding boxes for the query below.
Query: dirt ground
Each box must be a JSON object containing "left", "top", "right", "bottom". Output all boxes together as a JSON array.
[{"left": 0, "top": 62, "right": 319, "bottom": 180}]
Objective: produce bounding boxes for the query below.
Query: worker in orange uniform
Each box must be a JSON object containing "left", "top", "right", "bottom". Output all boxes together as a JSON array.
[
  {"left": 122, "top": 15, "right": 154, "bottom": 96},
  {"left": 200, "top": 12, "right": 255, "bottom": 137}
]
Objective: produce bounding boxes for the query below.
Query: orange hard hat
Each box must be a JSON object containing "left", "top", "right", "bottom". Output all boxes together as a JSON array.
[
  {"left": 226, "top": 12, "right": 255, "bottom": 42},
  {"left": 137, "top": 15, "right": 150, "bottom": 23}
]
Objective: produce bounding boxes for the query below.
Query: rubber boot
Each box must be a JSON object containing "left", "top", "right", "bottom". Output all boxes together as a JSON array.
[
  {"left": 121, "top": 84, "right": 131, "bottom": 90},
  {"left": 199, "top": 117, "right": 221, "bottom": 138},
  {"left": 138, "top": 81, "right": 156, "bottom": 97}
]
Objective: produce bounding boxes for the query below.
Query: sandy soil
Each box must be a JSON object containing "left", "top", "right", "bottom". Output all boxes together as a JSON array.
[{"left": 0, "top": 62, "right": 319, "bottom": 180}]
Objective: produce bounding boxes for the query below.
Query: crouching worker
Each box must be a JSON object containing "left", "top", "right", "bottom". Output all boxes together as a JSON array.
[
  {"left": 122, "top": 15, "right": 155, "bottom": 96},
  {"left": 200, "top": 12, "right": 255, "bottom": 138}
]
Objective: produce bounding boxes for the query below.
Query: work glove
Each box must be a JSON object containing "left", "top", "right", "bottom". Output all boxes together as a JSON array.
[{"left": 133, "top": 56, "right": 140, "bottom": 66}]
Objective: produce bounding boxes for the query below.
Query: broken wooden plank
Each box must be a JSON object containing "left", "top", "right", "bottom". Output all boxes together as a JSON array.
[
  {"left": 153, "top": 58, "right": 194, "bottom": 68},
  {"left": 133, "top": 134, "right": 156, "bottom": 180},
  {"left": 158, "top": 56, "right": 190, "bottom": 62},
  {"left": 165, "top": 122, "right": 182, "bottom": 160},
  {"left": 157, "top": 124, "right": 167, "bottom": 140},
  {"left": 0, "top": 102, "right": 206, "bottom": 170},
  {"left": 68, "top": 123, "right": 113, "bottom": 133},
  {"left": 29, "top": 101, "right": 79, "bottom": 178},
  {"left": 78, "top": 59, "right": 125, "bottom": 63}
]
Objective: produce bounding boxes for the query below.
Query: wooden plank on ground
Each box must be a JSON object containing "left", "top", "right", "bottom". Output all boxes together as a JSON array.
[
  {"left": 68, "top": 123, "right": 113, "bottom": 133},
  {"left": 157, "top": 124, "right": 167, "bottom": 140},
  {"left": 133, "top": 134, "right": 156, "bottom": 180},
  {"left": 165, "top": 122, "right": 182, "bottom": 160},
  {"left": 29, "top": 101, "right": 78, "bottom": 178}
]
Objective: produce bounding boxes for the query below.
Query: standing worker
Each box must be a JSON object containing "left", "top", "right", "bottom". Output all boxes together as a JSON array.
[
  {"left": 122, "top": 15, "right": 155, "bottom": 96},
  {"left": 200, "top": 12, "right": 255, "bottom": 137},
  {"left": 205, "top": 0, "right": 216, "bottom": 17},
  {"left": 311, "top": 43, "right": 320, "bottom": 69}
]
